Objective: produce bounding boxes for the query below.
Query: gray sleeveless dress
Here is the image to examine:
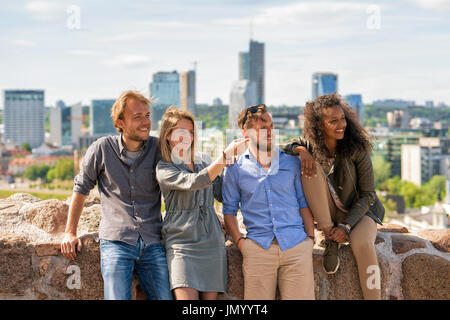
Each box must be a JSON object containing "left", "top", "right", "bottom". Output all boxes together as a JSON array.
[{"left": 155, "top": 153, "right": 227, "bottom": 293}]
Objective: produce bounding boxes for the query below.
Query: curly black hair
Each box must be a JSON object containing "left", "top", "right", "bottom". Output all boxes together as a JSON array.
[{"left": 303, "top": 93, "right": 373, "bottom": 166}]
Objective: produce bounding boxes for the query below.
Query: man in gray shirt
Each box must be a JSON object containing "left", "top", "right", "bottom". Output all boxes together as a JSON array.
[{"left": 61, "top": 90, "right": 172, "bottom": 300}]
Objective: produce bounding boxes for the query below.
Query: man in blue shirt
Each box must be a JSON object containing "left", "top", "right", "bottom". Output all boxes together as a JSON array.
[{"left": 223, "top": 104, "right": 315, "bottom": 300}]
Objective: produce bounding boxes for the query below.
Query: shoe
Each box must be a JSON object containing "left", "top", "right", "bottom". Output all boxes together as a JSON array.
[{"left": 322, "top": 239, "right": 340, "bottom": 274}]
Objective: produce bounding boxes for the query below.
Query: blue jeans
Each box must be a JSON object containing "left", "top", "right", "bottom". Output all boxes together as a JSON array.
[{"left": 100, "top": 237, "right": 173, "bottom": 300}]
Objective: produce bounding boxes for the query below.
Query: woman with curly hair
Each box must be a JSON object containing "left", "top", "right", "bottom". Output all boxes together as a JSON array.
[{"left": 281, "top": 93, "right": 385, "bottom": 300}]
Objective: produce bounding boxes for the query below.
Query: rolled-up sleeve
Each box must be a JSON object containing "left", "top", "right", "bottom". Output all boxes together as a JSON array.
[
  {"left": 222, "top": 165, "right": 240, "bottom": 216},
  {"left": 156, "top": 161, "right": 212, "bottom": 191},
  {"left": 73, "top": 141, "right": 101, "bottom": 196},
  {"left": 294, "top": 162, "right": 309, "bottom": 209}
]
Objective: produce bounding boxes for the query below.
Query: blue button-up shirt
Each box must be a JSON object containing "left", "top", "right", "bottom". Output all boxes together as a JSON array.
[{"left": 222, "top": 147, "right": 309, "bottom": 251}]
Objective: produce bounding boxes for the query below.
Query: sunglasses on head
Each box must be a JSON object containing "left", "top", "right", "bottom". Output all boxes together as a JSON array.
[{"left": 241, "top": 104, "right": 266, "bottom": 129}]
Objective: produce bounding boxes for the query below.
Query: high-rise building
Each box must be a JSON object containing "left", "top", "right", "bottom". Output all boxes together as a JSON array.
[
  {"left": 229, "top": 80, "right": 257, "bottom": 130},
  {"left": 239, "top": 52, "right": 249, "bottom": 80},
  {"left": 90, "top": 99, "right": 117, "bottom": 136},
  {"left": 402, "top": 137, "right": 450, "bottom": 185},
  {"left": 50, "top": 100, "right": 67, "bottom": 146},
  {"left": 425, "top": 100, "right": 434, "bottom": 108},
  {"left": 344, "top": 94, "right": 364, "bottom": 123},
  {"left": 312, "top": 72, "right": 338, "bottom": 100},
  {"left": 212, "top": 97, "right": 223, "bottom": 106},
  {"left": 150, "top": 71, "right": 180, "bottom": 130},
  {"left": 70, "top": 102, "right": 83, "bottom": 147},
  {"left": 180, "top": 70, "right": 196, "bottom": 116},
  {"left": 387, "top": 110, "right": 411, "bottom": 129},
  {"left": 4, "top": 90, "right": 45, "bottom": 148},
  {"left": 387, "top": 134, "right": 421, "bottom": 177},
  {"left": 401, "top": 144, "right": 422, "bottom": 186},
  {"left": 249, "top": 40, "right": 265, "bottom": 105}
]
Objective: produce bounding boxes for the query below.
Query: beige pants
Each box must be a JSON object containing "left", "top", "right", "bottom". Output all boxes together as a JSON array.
[
  {"left": 241, "top": 237, "right": 315, "bottom": 300},
  {"left": 301, "top": 166, "right": 381, "bottom": 300}
]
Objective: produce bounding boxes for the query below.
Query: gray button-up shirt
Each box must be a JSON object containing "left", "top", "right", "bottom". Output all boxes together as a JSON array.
[{"left": 73, "top": 134, "right": 162, "bottom": 246}]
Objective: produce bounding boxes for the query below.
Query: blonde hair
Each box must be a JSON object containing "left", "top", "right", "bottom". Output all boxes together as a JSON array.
[
  {"left": 159, "top": 106, "right": 197, "bottom": 163},
  {"left": 110, "top": 90, "right": 152, "bottom": 133}
]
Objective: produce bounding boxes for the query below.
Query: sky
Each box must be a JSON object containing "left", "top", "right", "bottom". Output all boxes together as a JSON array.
[{"left": 1, "top": 0, "right": 450, "bottom": 107}]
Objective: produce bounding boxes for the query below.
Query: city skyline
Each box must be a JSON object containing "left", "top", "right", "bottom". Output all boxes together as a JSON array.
[{"left": 1, "top": 0, "right": 450, "bottom": 108}]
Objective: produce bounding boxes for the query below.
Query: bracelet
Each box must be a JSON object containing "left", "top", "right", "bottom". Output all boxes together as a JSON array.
[
  {"left": 337, "top": 223, "right": 351, "bottom": 234},
  {"left": 307, "top": 235, "right": 315, "bottom": 241},
  {"left": 236, "top": 236, "right": 246, "bottom": 246}
]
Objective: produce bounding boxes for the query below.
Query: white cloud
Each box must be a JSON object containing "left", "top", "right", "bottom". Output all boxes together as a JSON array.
[
  {"left": 98, "top": 31, "right": 158, "bottom": 43},
  {"left": 103, "top": 54, "right": 152, "bottom": 68},
  {"left": 25, "top": 1, "right": 67, "bottom": 21},
  {"left": 405, "top": 0, "right": 450, "bottom": 10},
  {"left": 12, "top": 39, "right": 36, "bottom": 47},
  {"left": 212, "top": 1, "right": 392, "bottom": 43},
  {"left": 66, "top": 50, "right": 103, "bottom": 56},
  {"left": 214, "top": 2, "right": 377, "bottom": 26}
]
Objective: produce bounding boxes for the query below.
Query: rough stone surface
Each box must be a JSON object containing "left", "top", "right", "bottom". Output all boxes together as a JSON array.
[
  {"left": 402, "top": 253, "right": 450, "bottom": 300},
  {"left": 0, "top": 193, "right": 449, "bottom": 300},
  {"left": 221, "top": 239, "right": 244, "bottom": 300},
  {"left": 391, "top": 234, "right": 428, "bottom": 254},
  {"left": 19, "top": 199, "right": 69, "bottom": 234},
  {"left": 377, "top": 223, "right": 409, "bottom": 234},
  {"left": 417, "top": 229, "right": 450, "bottom": 253},
  {"left": 7, "top": 193, "right": 41, "bottom": 203},
  {"left": 0, "top": 234, "right": 35, "bottom": 296}
]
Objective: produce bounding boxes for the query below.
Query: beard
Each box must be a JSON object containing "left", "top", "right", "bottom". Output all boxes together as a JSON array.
[{"left": 124, "top": 128, "right": 149, "bottom": 142}]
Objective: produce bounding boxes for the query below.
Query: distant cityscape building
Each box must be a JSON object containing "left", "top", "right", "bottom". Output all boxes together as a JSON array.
[
  {"left": 150, "top": 71, "right": 180, "bottom": 130},
  {"left": 312, "top": 72, "right": 338, "bottom": 100},
  {"left": 3, "top": 90, "right": 45, "bottom": 148},
  {"left": 401, "top": 144, "right": 422, "bottom": 186},
  {"left": 402, "top": 137, "right": 450, "bottom": 185},
  {"left": 425, "top": 100, "right": 434, "bottom": 108},
  {"left": 249, "top": 40, "right": 265, "bottom": 105},
  {"left": 180, "top": 70, "right": 196, "bottom": 116},
  {"left": 344, "top": 94, "right": 364, "bottom": 123},
  {"left": 372, "top": 99, "right": 415, "bottom": 108},
  {"left": 238, "top": 40, "right": 265, "bottom": 105},
  {"left": 387, "top": 134, "right": 421, "bottom": 177},
  {"left": 387, "top": 110, "right": 410, "bottom": 129},
  {"left": 239, "top": 52, "right": 249, "bottom": 80},
  {"left": 212, "top": 97, "right": 223, "bottom": 106},
  {"left": 49, "top": 101, "right": 83, "bottom": 147},
  {"left": 410, "top": 117, "right": 433, "bottom": 130},
  {"left": 90, "top": 99, "right": 116, "bottom": 136},
  {"left": 229, "top": 80, "right": 257, "bottom": 130}
]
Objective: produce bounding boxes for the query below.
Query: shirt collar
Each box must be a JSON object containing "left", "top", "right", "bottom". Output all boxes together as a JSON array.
[
  {"left": 119, "top": 134, "right": 148, "bottom": 154},
  {"left": 244, "top": 146, "right": 282, "bottom": 162}
]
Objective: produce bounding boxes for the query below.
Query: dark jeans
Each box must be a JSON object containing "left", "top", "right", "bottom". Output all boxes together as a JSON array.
[{"left": 100, "top": 237, "right": 173, "bottom": 300}]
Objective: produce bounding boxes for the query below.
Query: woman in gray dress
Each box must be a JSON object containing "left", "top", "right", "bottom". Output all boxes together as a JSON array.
[{"left": 156, "top": 106, "right": 248, "bottom": 300}]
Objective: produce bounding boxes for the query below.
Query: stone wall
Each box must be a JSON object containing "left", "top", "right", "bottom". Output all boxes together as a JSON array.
[{"left": 0, "top": 194, "right": 448, "bottom": 300}]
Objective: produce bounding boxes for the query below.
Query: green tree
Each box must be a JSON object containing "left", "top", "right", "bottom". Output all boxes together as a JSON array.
[
  {"left": 46, "top": 158, "right": 74, "bottom": 182},
  {"left": 372, "top": 155, "right": 391, "bottom": 190},
  {"left": 423, "top": 175, "right": 446, "bottom": 201},
  {"left": 21, "top": 142, "right": 31, "bottom": 152},
  {"left": 24, "top": 165, "right": 50, "bottom": 181}
]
